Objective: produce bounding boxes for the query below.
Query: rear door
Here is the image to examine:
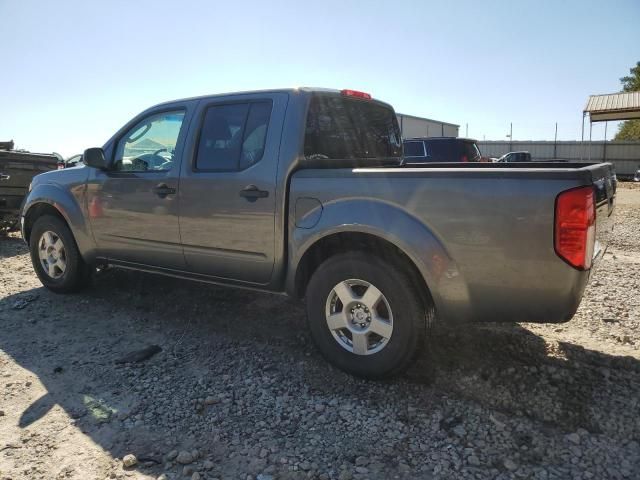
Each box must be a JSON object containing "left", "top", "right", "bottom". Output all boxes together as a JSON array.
[{"left": 178, "top": 92, "right": 288, "bottom": 284}]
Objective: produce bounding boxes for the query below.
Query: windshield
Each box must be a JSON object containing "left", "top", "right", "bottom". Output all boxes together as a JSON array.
[{"left": 304, "top": 94, "right": 402, "bottom": 162}]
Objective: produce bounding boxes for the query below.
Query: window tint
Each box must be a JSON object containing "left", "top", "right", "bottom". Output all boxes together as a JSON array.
[
  {"left": 462, "top": 142, "right": 481, "bottom": 162},
  {"left": 427, "top": 141, "right": 456, "bottom": 162},
  {"left": 403, "top": 141, "right": 425, "bottom": 157},
  {"left": 114, "top": 111, "right": 185, "bottom": 172},
  {"left": 240, "top": 102, "right": 272, "bottom": 169},
  {"left": 304, "top": 94, "right": 402, "bottom": 162},
  {"left": 196, "top": 101, "right": 272, "bottom": 171},
  {"left": 196, "top": 104, "right": 248, "bottom": 171},
  {"left": 422, "top": 140, "right": 480, "bottom": 162}
]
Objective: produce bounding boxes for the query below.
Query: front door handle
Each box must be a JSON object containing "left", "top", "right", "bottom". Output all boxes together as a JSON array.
[
  {"left": 152, "top": 183, "right": 176, "bottom": 198},
  {"left": 239, "top": 185, "right": 269, "bottom": 202},
  {"left": 0, "top": 173, "right": 10, "bottom": 181}
]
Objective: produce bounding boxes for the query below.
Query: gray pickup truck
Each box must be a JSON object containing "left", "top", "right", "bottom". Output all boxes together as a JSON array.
[{"left": 21, "top": 88, "right": 616, "bottom": 378}]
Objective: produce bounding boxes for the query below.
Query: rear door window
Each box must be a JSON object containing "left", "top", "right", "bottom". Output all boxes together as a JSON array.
[
  {"left": 240, "top": 102, "right": 272, "bottom": 169},
  {"left": 403, "top": 141, "right": 425, "bottom": 157},
  {"left": 427, "top": 141, "right": 455, "bottom": 162},
  {"left": 304, "top": 94, "right": 402, "bottom": 162},
  {"left": 195, "top": 101, "right": 272, "bottom": 171}
]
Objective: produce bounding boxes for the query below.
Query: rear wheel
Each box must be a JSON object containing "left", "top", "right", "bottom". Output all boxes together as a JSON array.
[
  {"left": 29, "top": 215, "right": 92, "bottom": 293},
  {"left": 306, "top": 252, "right": 428, "bottom": 378}
]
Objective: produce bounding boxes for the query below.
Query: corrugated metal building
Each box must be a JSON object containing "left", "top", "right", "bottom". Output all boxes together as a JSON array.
[
  {"left": 584, "top": 92, "right": 640, "bottom": 121},
  {"left": 477, "top": 140, "right": 640, "bottom": 176},
  {"left": 397, "top": 113, "right": 459, "bottom": 139}
]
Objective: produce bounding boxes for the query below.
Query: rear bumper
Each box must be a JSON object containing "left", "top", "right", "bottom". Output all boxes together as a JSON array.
[
  {"left": 0, "top": 211, "right": 20, "bottom": 230},
  {"left": 0, "top": 194, "right": 24, "bottom": 212}
]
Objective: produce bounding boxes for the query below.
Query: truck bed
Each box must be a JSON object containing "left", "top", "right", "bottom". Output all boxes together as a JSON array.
[{"left": 289, "top": 162, "right": 615, "bottom": 324}]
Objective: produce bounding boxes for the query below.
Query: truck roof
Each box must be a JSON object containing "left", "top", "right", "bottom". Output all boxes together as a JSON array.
[{"left": 151, "top": 87, "right": 391, "bottom": 109}]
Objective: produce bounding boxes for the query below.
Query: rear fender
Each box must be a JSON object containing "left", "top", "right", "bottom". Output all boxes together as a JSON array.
[{"left": 288, "top": 199, "right": 472, "bottom": 323}]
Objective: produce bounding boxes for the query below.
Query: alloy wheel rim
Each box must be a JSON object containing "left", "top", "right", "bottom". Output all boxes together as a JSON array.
[
  {"left": 325, "top": 279, "right": 393, "bottom": 355},
  {"left": 38, "top": 231, "right": 67, "bottom": 279}
]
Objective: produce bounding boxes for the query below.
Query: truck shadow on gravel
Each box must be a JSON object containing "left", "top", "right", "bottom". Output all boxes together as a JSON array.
[
  {"left": 414, "top": 325, "right": 640, "bottom": 437},
  {"left": 0, "top": 234, "right": 28, "bottom": 259},
  {"left": 1, "top": 266, "right": 639, "bottom": 478}
]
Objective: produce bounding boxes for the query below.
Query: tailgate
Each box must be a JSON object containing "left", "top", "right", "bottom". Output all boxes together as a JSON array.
[
  {"left": 590, "top": 162, "right": 616, "bottom": 267},
  {"left": 0, "top": 155, "right": 55, "bottom": 212},
  {"left": 0, "top": 158, "right": 30, "bottom": 201}
]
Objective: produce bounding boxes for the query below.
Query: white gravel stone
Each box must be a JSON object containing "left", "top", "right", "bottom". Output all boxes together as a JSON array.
[{"left": 122, "top": 454, "right": 137, "bottom": 468}]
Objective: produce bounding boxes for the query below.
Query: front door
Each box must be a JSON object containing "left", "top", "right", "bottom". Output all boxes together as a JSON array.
[
  {"left": 88, "top": 108, "right": 188, "bottom": 269},
  {"left": 178, "top": 93, "right": 287, "bottom": 284}
]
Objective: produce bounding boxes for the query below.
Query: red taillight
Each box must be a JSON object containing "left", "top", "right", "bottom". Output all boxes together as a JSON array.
[
  {"left": 341, "top": 89, "right": 372, "bottom": 100},
  {"left": 554, "top": 186, "right": 596, "bottom": 270}
]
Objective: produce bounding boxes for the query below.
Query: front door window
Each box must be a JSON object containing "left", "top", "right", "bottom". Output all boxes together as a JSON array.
[{"left": 114, "top": 111, "right": 185, "bottom": 172}]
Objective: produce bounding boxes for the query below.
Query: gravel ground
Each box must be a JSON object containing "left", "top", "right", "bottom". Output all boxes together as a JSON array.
[{"left": 1, "top": 183, "right": 639, "bottom": 480}]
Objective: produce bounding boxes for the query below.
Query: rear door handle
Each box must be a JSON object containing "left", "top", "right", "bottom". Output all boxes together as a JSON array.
[
  {"left": 152, "top": 183, "right": 176, "bottom": 198},
  {"left": 0, "top": 173, "right": 10, "bottom": 181},
  {"left": 239, "top": 185, "right": 269, "bottom": 202}
]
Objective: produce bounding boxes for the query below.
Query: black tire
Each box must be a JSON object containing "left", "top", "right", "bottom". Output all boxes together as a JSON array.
[
  {"left": 29, "top": 215, "right": 92, "bottom": 293},
  {"left": 306, "top": 252, "right": 428, "bottom": 379}
]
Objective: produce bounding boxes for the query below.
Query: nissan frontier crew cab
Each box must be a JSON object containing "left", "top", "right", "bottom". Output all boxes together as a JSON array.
[{"left": 21, "top": 88, "right": 616, "bottom": 378}]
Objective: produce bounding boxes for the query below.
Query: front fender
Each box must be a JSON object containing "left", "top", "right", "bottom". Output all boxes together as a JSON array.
[
  {"left": 287, "top": 199, "right": 473, "bottom": 323},
  {"left": 22, "top": 182, "right": 97, "bottom": 263}
]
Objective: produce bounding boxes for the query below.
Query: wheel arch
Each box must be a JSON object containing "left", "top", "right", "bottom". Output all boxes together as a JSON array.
[
  {"left": 23, "top": 202, "right": 69, "bottom": 244},
  {"left": 22, "top": 184, "right": 97, "bottom": 263},
  {"left": 286, "top": 198, "right": 473, "bottom": 324},
  {"left": 292, "top": 231, "right": 436, "bottom": 312}
]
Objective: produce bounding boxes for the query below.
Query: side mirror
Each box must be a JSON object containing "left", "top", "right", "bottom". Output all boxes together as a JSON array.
[{"left": 83, "top": 148, "right": 109, "bottom": 170}]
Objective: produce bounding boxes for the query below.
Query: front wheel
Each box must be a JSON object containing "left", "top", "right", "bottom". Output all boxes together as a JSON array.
[
  {"left": 29, "top": 215, "right": 92, "bottom": 293},
  {"left": 306, "top": 252, "right": 429, "bottom": 379}
]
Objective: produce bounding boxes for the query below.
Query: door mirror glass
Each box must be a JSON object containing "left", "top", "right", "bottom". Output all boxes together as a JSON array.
[{"left": 83, "top": 148, "right": 108, "bottom": 170}]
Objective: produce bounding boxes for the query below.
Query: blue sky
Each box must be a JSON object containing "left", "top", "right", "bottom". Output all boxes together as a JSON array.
[{"left": 1, "top": 0, "right": 638, "bottom": 157}]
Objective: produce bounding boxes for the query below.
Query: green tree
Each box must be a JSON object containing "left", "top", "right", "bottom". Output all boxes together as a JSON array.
[{"left": 614, "top": 61, "right": 640, "bottom": 141}]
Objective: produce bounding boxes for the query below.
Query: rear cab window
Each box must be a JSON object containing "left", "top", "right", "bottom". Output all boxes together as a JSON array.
[
  {"left": 304, "top": 93, "right": 402, "bottom": 166},
  {"left": 462, "top": 142, "right": 481, "bottom": 162}
]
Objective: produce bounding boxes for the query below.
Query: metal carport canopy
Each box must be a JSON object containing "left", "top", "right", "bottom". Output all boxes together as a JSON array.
[{"left": 584, "top": 91, "right": 640, "bottom": 122}]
